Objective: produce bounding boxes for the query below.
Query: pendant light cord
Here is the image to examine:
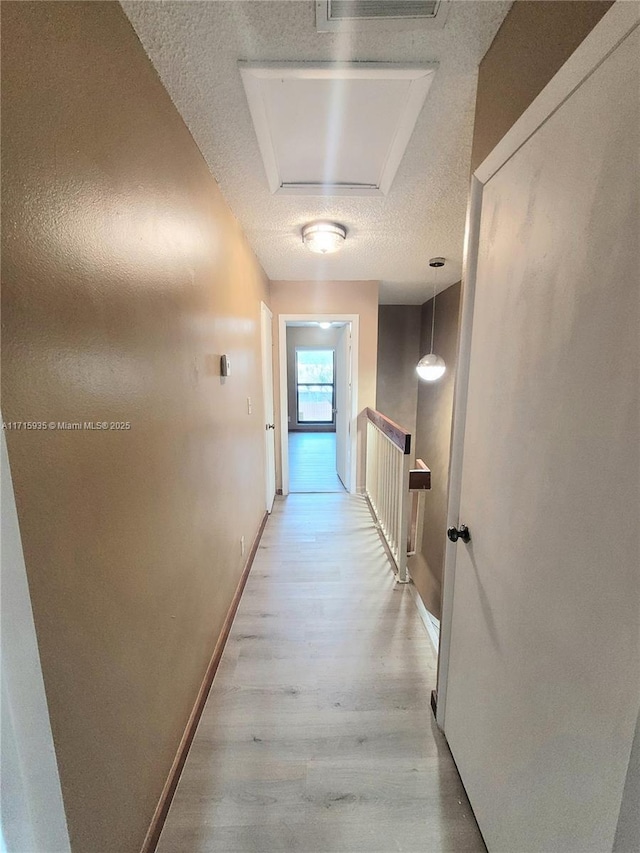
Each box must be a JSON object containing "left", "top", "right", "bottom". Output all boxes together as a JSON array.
[{"left": 430, "top": 266, "right": 437, "bottom": 354}]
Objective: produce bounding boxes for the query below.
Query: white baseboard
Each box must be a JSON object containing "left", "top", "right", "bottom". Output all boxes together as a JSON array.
[{"left": 407, "top": 583, "right": 440, "bottom": 654}]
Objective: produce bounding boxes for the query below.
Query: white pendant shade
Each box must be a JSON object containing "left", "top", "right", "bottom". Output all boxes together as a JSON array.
[{"left": 416, "top": 352, "right": 446, "bottom": 381}]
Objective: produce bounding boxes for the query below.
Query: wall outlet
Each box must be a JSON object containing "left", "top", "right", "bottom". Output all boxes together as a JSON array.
[
  {"left": 240, "top": 535, "right": 245, "bottom": 557},
  {"left": 247, "top": 397, "right": 252, "bottom": 415}
]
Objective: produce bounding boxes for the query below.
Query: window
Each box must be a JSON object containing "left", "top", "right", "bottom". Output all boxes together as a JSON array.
[{"left": 296, "top": 349, "right": 335, "bottom": 424}]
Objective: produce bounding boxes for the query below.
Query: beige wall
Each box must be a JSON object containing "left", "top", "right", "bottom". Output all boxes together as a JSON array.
[
  {"left": 410, "top": 283, "right": 461, "bottom": 619},
  {"left": 286, "top": 326, "right": 341, "bottom": 432},
  {"left": 375, "top": 306, "right": 422, "bottom": 442},
  {"left": 270, "top": 280, "right": 379, "bottom": 490},
  {"left": 1, "top": 4, "right": 269, "bottom": 852},
  {"left": 471, "top": 0, "right": 613, "bottom": 170}
]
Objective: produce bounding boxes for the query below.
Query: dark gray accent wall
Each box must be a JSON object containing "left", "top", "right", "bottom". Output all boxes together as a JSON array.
[
  {"left": 375, "top": 306, "right": 421, "bottom": 443},
  {"left": 410, "top": 282, "right": 461, "bottom": 619},
  {"left": 376, "top": 293, "right": 461, "bottom": 620}
]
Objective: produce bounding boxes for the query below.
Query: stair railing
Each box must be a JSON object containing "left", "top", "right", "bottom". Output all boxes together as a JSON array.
[{"left": 364, "top": 408, "right": 431, "bottom": 583}]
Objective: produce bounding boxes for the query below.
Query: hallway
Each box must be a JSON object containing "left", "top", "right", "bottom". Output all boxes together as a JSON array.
[
  {"left": 156, "top": 493, "right": 485, "bottom": 853},
  {"left": 288, "top": 432, "right": 345, "bottom": 493}
]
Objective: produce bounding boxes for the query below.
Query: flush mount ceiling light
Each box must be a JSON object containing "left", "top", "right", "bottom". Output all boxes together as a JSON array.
[
  {"left": 318, "top": 322, "right": 332, "bottom": 329},
  {"left": 302, "top": 221, "right": 347, "bottom": 254},
  {"left": 416, "top": 257, "right": 447, "bottom": 382}
]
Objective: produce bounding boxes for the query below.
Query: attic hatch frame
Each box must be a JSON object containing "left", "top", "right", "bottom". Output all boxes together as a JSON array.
[{"left": 239, "top": 61, "right": 437, "bottom": 197}]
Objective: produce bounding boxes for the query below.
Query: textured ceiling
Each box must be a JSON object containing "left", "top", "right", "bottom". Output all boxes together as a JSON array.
[{"left": 122, "top": 0, "right": 512, "bottom": 304}]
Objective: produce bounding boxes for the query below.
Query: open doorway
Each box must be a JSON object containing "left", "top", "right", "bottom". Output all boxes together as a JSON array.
[
  {"left": 290, "top": 346, "right": 341, "bottom": 492},
  {"left": 279, "top": 316, "right": 358, "bottom": 495}
]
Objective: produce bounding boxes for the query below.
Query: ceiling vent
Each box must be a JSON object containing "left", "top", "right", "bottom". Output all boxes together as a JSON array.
[{"left": 316, "top": 0, "right": 450, "bottom": 31}]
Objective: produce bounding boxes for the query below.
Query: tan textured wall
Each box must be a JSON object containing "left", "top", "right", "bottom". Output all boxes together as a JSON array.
[
  {"left": 410, "top": 283, "right": 461, "bottom": 619},
  {"left": 375, "top": 306, "right": 422, "bottom": 444},
  {"left": 471, "top": 0, "right": 614, "bottom": 170},
  {"left": 1, "top": 3, "right": 269, "bottom": 852},
  {"left": 270, "top": 280, "right": 379, "bottom": 490},
  {"left": 286, "top": 325, "right": 341, "bottom": 432}
]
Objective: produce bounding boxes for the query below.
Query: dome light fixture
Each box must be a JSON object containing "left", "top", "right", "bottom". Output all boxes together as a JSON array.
[
  {"left": 318, "top": 322, "right": 332, "bottom": 329},
  {"left": 302, "top": 221, "right": 346, "bottom": 254},
  {"left": 416, "top": 257, "right": 447, "bottom": 382}
]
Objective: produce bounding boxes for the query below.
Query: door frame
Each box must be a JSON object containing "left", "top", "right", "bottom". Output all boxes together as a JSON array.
[
  {"left": 278, "top": 314, "right": 359, "bottom": 495},
  {"left": 436, "top": 0, "right": 640, "bottom": 730},
  {"left": 260, "top": 301, "right": 276, "bottom": 513}
]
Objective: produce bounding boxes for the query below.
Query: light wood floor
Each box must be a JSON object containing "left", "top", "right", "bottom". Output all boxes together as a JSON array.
[
  {"left": 156, "top": 493, "right": 486, "bottom": 853},
  {"left": 288, "top": 432, "right": 345, "bottom": 493}
]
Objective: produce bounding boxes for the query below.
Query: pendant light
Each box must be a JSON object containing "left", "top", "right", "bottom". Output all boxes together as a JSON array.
[{"left": 416, "top": 257, "right": 446, "bottom": 382}]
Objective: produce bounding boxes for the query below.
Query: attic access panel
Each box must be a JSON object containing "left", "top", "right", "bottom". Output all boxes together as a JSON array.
[{"left": 239, "top": 62, "right": 436, "bottom": 197}]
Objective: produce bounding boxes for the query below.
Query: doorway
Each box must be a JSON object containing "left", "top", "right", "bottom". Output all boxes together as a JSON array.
[
  {"left": 279, "top": 315, "right": 358, "bottom": 495},
  {"left": 289, "top": 346, "right": 342, "bottom": 492}
]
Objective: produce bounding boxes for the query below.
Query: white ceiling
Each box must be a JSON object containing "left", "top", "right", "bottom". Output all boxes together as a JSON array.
[{"left": 122, "top": 0, "right": 512, "bottom": 304}]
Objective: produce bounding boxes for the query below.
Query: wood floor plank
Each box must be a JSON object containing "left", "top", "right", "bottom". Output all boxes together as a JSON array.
[
  {"left": 288, "top": 432, "right": 345, "bottom": 493},
  {"left": 156, "top": 493, "right": 485, "bottom": 853}
]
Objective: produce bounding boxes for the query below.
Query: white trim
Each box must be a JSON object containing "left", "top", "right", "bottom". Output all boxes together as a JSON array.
[
  {"left": 477, "top": 1, "right": 640, "bottom": 186},
  {"left": 294, "top": 345, "right": 337, "bottom": 428},
  {"left": 273, "top": 184, "right": 385, "bottom": 198},
  {"left": 408, "top": 583, "right": 440, "bottom": 655},
  {"left": 436, "top": 0, "right": 640, "bottom": 731},
  {"left": 278, "top": 314, "right": 359, "bottom": 495},
  {"left": 436, "top": 175, "right": 482, "bottom": 729},
  {"left": 1, "top": 422, "right": 71, "bottom": 852},
  {"left": 240, "top": 62, "right": 437, "bottom": 80},
  {"left": 260, "top": 302, "right": 276, "bottom": 514},
  {"left": 239, "top": 62, "right": 436, "bottom": 197},
  {"left": 278, "top": 316, "right": 289, "bottom": 492}
]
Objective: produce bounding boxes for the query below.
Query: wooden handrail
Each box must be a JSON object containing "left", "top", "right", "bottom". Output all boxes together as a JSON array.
[
  {"left": 365, "top": 408, "right": 411, "bottom": 455},
  {"left": 409, "top": 458, "right": 431, "bottom": 491}
]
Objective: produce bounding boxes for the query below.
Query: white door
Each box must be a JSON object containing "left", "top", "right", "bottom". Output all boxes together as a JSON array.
[
  {"left": 260, "top": 302, "right": 276, "bottom": 513},
  {"left": 443, "top": 13, "right": 639, "bottom": 853},
  {"left": 335, "top": 323, "right": 351, "bottom": 490},
  {"left": 1, "top": 426, "right": 71, "bottom": 852}
]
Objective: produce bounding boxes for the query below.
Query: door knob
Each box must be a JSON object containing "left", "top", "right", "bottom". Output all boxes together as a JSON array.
[
  {"left": 447, "top": 524, "right": 470, "bottom": 543},
  {"left": 266, "top": 423, "right": 275, "bottom": 430}
]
